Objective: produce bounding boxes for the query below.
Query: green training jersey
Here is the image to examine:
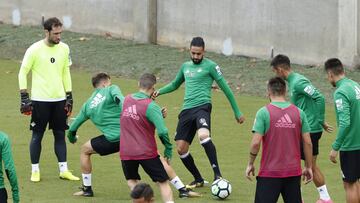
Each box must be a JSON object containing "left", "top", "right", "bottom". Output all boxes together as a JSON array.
[
  {"left": 252, "top": 101, "right": 310, "bottom": 135},
  {"left": 18, "top": 40, "right": 72, "bottom": 101},
  {"left": 159, "top": 58, "right": 242, "bottom": 118},
  {"left": 332, "top": 77, "right": 360, "bottom": 151},
  {"left": 131, "top": 92, "right": 169, "bottom": 138},
  {"left": 0, "top": 131, "right": 19, "bottom": 203},
  {"left": 69, "top": 85, "right": 124, "bottom": 142},
  {"left": 286, "top": 72, "right": 325, "bottom": 133}
]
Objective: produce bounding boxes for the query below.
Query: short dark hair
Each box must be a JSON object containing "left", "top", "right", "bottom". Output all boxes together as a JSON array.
[
  {"left": 271, "top": 54, "right": 291, "bottom": 70},
  {"left": 92, "top": 72, "right": 110, "bottom": 88},
  {"left": 130, "top": 183, "right": 154, "bottom": 201},
  {"left": 43, "top": 17, "right": 63, "bottom": 32},
  {"left": 139, "top": 73, "right": 156, "bottom": 89},
  {"left": 190, "top": 37, "right": 205, "bottom": 48},
  {"left": 267, "top": 77, "right": 287, "bottom": 96},
  {"left": 324, "top": 58, "right": 344, "bottom": 75}
]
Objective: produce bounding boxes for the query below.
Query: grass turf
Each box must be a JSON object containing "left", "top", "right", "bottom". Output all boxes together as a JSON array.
[{"left": 0, "top": 58, "right": 345, "bottom": 202}]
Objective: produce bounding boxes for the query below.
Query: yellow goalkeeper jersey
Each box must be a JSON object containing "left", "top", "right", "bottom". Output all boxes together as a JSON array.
[{"left": 18, "top": 40, "right": 72, "bottom": 101}]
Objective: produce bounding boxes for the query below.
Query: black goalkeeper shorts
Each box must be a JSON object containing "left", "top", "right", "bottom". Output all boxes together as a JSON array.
[{"left": 30, "top": 100, "right": 68, "bottom": 132}]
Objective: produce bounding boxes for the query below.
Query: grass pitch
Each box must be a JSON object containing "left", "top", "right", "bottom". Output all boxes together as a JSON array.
[{"left": 0, "top": 58, "right": 345, "bottom": 202}]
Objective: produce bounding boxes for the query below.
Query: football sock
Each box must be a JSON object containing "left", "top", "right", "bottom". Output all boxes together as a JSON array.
[
  {"left": 58, "top": 162, "right": 68, "bottom": 173},
  {"left": 170, "top": 176, "right": 185, "bottom": 190},
  {"left": 317, "top": 185, "right": 331, "bottom": 201},
  {"left": 179, "top": 152, "right": 203, "bottom": 181},
  {"left": 200, "top": 138, "right": 222, "bottom": 178},
  {"left": 31, "top": 163, "right": 40, "bottom": 173},
  {"left": 30, "top": 131, "right": 44, "bottom": 164},
  {"left": 53, "top": 130, "right": 67, "bottom": 162},
  {"left": 82, "top": 173, "right": 92, "bottom": 187}
]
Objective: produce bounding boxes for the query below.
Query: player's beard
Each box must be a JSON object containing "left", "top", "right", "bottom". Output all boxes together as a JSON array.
[
  {"left": 48, "top": 38, "right": 60, "bottom": 45},
  {"left": 192, "top": 57, "right": 203, "bottom": 65}
]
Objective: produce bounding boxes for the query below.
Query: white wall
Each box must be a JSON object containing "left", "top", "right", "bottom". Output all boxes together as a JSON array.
[{"left": 0, "top": 0, "right": 359, "bottom": 66}]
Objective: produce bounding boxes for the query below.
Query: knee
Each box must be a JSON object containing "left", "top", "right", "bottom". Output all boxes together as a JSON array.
[
  {"left": 198, "top": 128, "right": 210, "bottom": 141},
  {"left": 177, "top": 145, "right": 187, "bottom": 155},
  {"left": 198, "top": 134, "right": 210, "bottom": 142},
  {"left": 81, "top": 143, "right": 92, "bottom": 155}
]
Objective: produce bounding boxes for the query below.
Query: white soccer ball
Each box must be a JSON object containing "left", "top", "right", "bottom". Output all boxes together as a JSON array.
[{"left": 211, "top": 178, "right": 232, "bottom": 199}]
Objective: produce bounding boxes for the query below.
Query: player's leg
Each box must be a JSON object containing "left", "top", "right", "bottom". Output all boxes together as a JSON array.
[
  {"left": 51, "top": 100, "right": 79, "bottom": 181},
  {"left": 75, "top": 135, "right": 119, "bottom": 197},
  {"left": 160, "top": 156, "right": 201, "bottom": 198},
  {"left": 122, "top": 160, "right": 141, "bottom": 191},
  {"left": 281, "top": 176, "right": 302, "bottom": 203},
  {"left": 343, "top": 182, "right": 359, "bottom": 203},
  {"left": 196, "top": 104, "right": 221, "bottom": 180},
  {"left": 310, "top": 132, "right": 332, "bottom": 202},
  {"left": 0, "top": 188, "right": 8, "bottom": 203},
  {"left": 74, "top": 140, "right": 96, "bottom": 197},
  {"left": 140, "top": 157, "right": 173, "bottom": 203},
  {"left": 340, "top": 150, "right": 360, "bottom": 203},
  {"left": 175, "top": 109, "right": 204, "bottom": 187},
  {"left": 157, "top": 181, "right": 174, "bottom": 203},
  {"left": 255, "top": 177, "right": 282, "bottom": 203},
  {"left": 29, "top": 101, "right": 50, "bottom": 182},
  {"left": 300, "top": 132, "right": 331, "bottom": 202}
]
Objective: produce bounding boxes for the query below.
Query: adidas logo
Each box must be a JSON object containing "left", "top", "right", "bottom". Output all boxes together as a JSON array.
[
  {"left": 275, "top": 113, "right": 296, "bottom": 128},
  {"left": 123, "top": 105, "right": 140, "bottom": 120},
  {"left": 199, "top": 118, "right": 208, "bottom": 126},
  {"left": 90, "top": 93, "right": 106, "bottom": 109},
  {"left": 212, "top": 164, "right": 217, "bottom": 168}
]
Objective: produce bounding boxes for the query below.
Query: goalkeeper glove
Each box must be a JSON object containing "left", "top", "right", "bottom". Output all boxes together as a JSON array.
[
  {"left": 20, "top": 92, "right": 32, "bottom": 115},
  {"left": 67, "top": 130, "right": 77, "bottom": 144},
  {"left": 159, "top": 135, "right": 173, "bottom": 160},
  {"left": 64, "top": 92, "right": 73, "bottom": 116}
]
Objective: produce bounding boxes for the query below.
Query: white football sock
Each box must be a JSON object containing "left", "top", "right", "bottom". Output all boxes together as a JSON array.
[
  {"left": 170, "top": 176, "right": 185, "bottom": 190},
  {"left": 82, "top": 173, "right": 92, "bottom": 186},
  {"left": 58, "top": 162, "right": 68, "bottom": 173},
  {"left": 31, "top": 164, "right": 39, "bottom": 173},
  {"left": 317, "top": 185, "right": 331, "bottom": 201}
]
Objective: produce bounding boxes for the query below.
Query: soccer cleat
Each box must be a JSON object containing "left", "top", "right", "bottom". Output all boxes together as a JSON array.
[
  {"left": 186, "top": 179, "right": 204, "bottom": 189},
  {"left": 73, "top": 185, "right": 94, "bottom": 197},
  {"left": 316, "top": 199, "right": 333, "bottom": 203},
  {"left": 30, "top": 171, "right": 40, "bottom": 182},
  {"left": 59, "top": 170, "right": 80, "bottom": 181},
  {"left": 178, "top": 187, "right": 201, "bottom": 198}
]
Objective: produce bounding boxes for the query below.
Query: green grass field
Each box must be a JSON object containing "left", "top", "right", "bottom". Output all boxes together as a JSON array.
[{"left": 0, "top": 58, "right": 346, "bottom": 202}]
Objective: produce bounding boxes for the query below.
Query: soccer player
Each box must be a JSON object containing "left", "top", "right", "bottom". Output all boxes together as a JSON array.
[
  {"left": 69, "top": 73, "right": 197, "bottom": 198},
  {"left": 131, "top": 183, "right": 155, "bottom": 203},
  {"left": 0, "top": 131, "right": 19, "bottom": 203},
  {"left": 18, "top": 17, "right": 79, "bottom": 182},
  {"left": 67, "top": 73, "right": 124, "bottom": 196},
  {"left": 324, "top": 58, "right": 360, "bottom": 203},
  {"left": 120, "top": 73, "right": 174, "bottom": 203},
  {"left": 152, "top": 37, "right": 245, "bottom": 187},
  {"left": 271, "top": 54, "right": 333, "bottom": 203},
  {"left": 246, "top": 77, "right": 313, "bottom": 203}
]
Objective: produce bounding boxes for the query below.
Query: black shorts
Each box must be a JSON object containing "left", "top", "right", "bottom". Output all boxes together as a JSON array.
[
  {"left": 301, "top": 132, "right": 322, "bottom": 160},
  {"left": 0, "top": 188, "right": 7, "bottom": 203},
  {"left": 340, "top": 149, "right": 360, "bottom": 183},
  {"left": 91, "top": 135, "right": 119, "bottom": 156},
  {"left": 30, "top": 100, "right": 68, "bottom": 132},
  {"left": 175, "top": 103, "right": 212, "bottom": 144},
  {"left": 255, "top": 176, "right": 302, "bottom": 203},
  {"left": 121, "top": 156, "right": 169, "bottom": 182}
]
